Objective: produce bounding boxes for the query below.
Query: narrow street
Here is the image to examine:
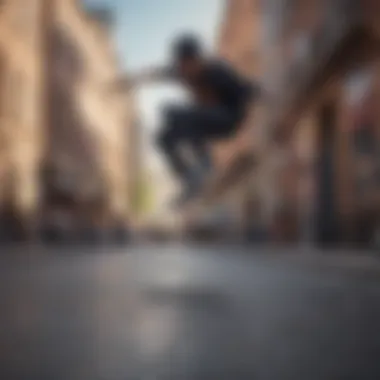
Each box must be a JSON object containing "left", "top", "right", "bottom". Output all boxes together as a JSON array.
[
  {"left": 0, "top": 245, "right": 380, "bottom": 379},
  {"left": 1, "top": 1, "right": 379, "bottom": 379}
]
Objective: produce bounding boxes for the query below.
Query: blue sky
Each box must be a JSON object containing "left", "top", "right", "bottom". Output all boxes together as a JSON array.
[{"left": 85, "top": 0, "right": 223, "bottom": 129}]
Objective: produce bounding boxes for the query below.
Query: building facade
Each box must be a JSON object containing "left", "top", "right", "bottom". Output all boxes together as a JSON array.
[
  {"left": 263, "top": 0, "right": 380, "bottom": 247},
  {"left": 183, "top": 0, "right": 380, "bottom": 248},
  {"left": 40, "top": 0, "right": 135, "bottom": 240},
  {"left": 0, "top": 0, "right": 47, "bottom": 240}
]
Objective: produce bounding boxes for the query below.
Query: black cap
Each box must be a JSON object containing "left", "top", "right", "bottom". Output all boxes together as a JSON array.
[{"left": 171, "top": 33, "right": 202, "bottom": 61}]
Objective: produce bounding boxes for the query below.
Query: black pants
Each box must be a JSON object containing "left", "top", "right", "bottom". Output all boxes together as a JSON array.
[{"left": 156, "top": 104, "right": 241, "bottom": 181}]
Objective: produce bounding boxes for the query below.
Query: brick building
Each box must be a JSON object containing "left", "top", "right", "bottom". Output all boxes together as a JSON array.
[
  {"left": 40, "top": 0, "right": 136, "bottom": 240},
  {"left": 184, "top": 0, "right": 380, "bottom": 247},
  {"left": 0, "top": 0, "right": 136, "bottom": 242},
  {"left": 264, "top": 0, "right": 380, "bottom": 247},
  {"left": 0, "top": 0, "right": 47, "bottom": 240}
]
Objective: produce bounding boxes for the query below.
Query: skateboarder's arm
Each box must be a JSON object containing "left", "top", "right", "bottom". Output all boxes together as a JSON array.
[{"left": 109, "top": 66, "right": 176, "bottom": 92}]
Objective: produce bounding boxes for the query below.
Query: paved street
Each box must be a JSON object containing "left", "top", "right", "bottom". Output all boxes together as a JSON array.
[{"left": 0, "top": 245, "right": 380, "bottom": 379}]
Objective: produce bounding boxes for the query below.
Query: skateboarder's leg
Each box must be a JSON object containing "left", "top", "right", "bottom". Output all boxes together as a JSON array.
[
  {"left": 157, "top": 119, "right": 203, "bottom": 208},
  {"left": 156, "top": 105, "right": 194, "bottom": 181},
  {"left": 157, "top": 104, "right": 238, "bottom": 207},
  {"left": 183, "top": 105, "right": 238, "bottom": 177}
]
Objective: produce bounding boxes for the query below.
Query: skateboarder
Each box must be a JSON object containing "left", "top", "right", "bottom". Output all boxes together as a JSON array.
[{"left": 112, "top": 33, "right": 262, "bottom": 207}]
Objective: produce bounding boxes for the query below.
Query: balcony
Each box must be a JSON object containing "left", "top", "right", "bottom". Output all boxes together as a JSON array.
[{"left": 275, "top": 0, "right": 379, "bottom": 129}]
